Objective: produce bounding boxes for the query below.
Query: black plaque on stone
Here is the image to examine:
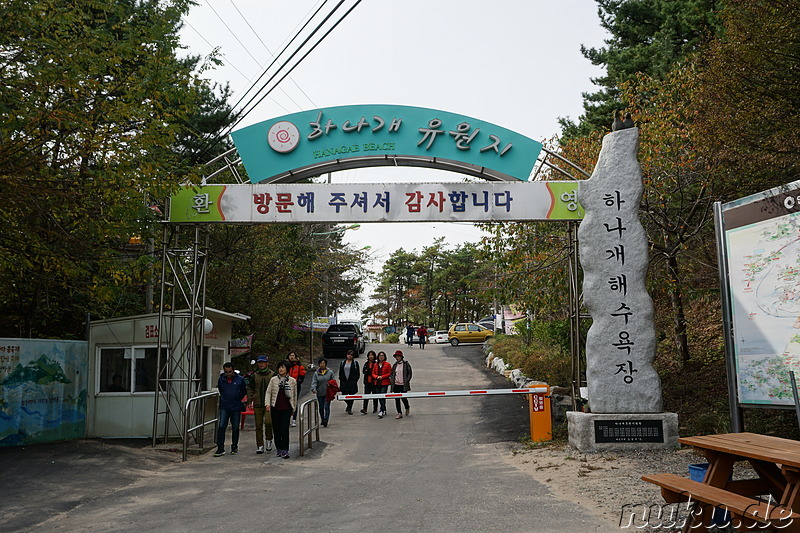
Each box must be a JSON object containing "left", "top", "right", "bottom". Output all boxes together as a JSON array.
[{"left": 594, "top": 419, "right": 664, "bottom": 443}]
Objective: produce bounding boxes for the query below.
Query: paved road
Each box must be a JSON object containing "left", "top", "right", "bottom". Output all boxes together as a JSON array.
[{"left": 1, "top": 343, "right": 617, "bottom": 532}]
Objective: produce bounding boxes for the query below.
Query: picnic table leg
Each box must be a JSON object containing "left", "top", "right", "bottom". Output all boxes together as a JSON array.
[
  {"left": 780, "top": 467, "right": 800, "bottom": 532},
  {"left": 704, "top": 450, "right": 735, "bottom": 487},
  {"left": 681, "top": 500, "right": 713, "bottom": 533},
  {"left": 750, "top": 459, "right": 787, "bottom": 501}
]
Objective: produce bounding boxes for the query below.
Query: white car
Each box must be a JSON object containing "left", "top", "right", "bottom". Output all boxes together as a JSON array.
[{"left": 430, "top": 330, "right": 449, "bottom": 343}]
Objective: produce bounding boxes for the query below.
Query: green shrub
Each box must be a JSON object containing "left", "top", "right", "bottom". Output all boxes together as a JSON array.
[
  {"left": 384, "top": 333, "right": 399, "bottom": 343},
  {"left": 490, "top": 333, "right": 571, "bottom": 387}
]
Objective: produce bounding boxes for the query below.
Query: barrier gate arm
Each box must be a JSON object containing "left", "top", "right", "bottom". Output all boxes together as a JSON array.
[
  {"left": 336, "top": 386, "right": 553, "bottom": 443},
  {"left": 335, "top": 387, "right": 549, "bottom": 401}
]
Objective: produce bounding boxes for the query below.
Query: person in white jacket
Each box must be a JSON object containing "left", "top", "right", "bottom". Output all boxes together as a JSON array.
[{"left": 265, "top": 360, "right": 298, "bottom": 459}]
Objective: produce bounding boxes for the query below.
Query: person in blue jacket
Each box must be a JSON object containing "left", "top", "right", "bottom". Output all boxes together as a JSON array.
[{"left": 214, "top": 362, "right": 247, "bottom": 457}]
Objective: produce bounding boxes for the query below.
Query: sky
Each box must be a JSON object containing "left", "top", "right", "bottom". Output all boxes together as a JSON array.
[{"left": 179, "top": 0, "right": 609, "bottom": 319}]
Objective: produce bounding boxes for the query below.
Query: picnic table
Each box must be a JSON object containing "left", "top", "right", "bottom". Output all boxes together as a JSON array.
[{"left": 642, "top": 432, "right": 800, "bottom": 532}]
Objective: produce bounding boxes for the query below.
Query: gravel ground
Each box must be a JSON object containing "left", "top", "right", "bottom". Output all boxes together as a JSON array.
[{"left": 502, "top": 441, "right": 757, "bottom": 532}]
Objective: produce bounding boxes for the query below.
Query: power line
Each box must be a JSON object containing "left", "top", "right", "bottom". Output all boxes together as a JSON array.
[
  {"left": 185, "top": 0, "right": 344, "bottom": 166},
  {"left": 183, "top": 17, "right": 291, "bottom": 114},
  {"left": 229, "top": 0, "right": 363, "bottom": 132},
  {"left": 228, "top": 0, "right": 343, "bottom": 116},
  {"left": 228, "top": 0, "right": 318, "bottom": 109},
  {"left": 191, "top": 0, "right": 363, "bottom": 166}
]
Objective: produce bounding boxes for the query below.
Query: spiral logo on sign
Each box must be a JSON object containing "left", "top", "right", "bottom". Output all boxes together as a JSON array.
[{"left": 267, "top": 121, "right": 300, "bottom": 153}]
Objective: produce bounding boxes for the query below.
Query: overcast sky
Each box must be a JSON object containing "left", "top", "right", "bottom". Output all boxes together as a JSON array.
[{"left": 180, "top": 0, "right": 609, "bottom": 319}]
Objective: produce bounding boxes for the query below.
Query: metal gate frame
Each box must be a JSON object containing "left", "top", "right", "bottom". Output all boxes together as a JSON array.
[{"left": 151, "top": 145, "right": 590, "bottom": 445}]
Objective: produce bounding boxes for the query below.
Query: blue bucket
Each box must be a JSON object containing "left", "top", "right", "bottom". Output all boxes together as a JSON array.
[{"left": 688, "top": 463, "right": 731, "bottom": 526}]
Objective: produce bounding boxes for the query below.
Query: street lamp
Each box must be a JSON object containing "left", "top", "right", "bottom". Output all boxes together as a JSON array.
[{"left": 307, "top": 224, "right": 364, "bottom": 364}]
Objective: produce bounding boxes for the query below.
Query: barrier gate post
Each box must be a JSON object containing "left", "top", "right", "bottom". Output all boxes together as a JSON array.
[{"left": 528, "top": 383, "right": 552, "bottom": 442}]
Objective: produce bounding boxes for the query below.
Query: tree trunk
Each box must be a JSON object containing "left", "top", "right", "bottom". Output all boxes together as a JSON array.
[{"left": 666, "top": 253, "right": 691, "bottom": 366}]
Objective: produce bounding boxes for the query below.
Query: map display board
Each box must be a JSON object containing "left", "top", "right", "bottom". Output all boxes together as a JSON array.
[{"left": 719, "top": 180, "right": 800, "bottom": 406}]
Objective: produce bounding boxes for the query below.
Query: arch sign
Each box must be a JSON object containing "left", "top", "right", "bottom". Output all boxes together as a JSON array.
[
  {"left": 168, "top": 104, "right": 584, "bottom": 223},
  {"left": 167, "top": 106, "right": 675, "bottom": 451}
]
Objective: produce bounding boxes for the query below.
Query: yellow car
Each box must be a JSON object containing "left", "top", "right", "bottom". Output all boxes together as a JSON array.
[{"left": 447, "top": 323, "right": 493, "bottom": 346}]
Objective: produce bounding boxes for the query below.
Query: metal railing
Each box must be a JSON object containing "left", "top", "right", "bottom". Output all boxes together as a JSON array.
[
  {"left": 182, "top": 390, "right": 219, "bottom": 462},
  {"left": 298, "top": 397, "right": 320, "bottom": 457}
]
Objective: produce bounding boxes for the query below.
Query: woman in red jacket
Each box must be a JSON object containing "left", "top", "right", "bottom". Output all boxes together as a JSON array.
[{"left": 371, "top": 351, "right": 392, "bottom": 419}]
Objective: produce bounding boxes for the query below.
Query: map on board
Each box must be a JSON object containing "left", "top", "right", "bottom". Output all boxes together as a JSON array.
[{"left": 727, "top": 210, "right": 800, "bottom": 405}]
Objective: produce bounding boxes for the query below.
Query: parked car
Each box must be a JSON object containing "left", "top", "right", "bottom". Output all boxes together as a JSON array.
[
  {"left": 448, "top": 323, "right": 493, "bottom": 346},
  {"left": 322, "top": 323, "right": 365, "bottom": 357},
  {"left": 477, "top": 319, "right": 495, "bottom": 331},
  {"left": 430, "top": 330, "right": 449, "bottom": 343}
]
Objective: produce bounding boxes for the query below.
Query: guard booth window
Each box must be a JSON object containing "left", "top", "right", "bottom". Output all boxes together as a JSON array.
[
  {"left": 98, "top": 346, "right": 166, "bottom": 394},
  {"left": 196, "top": 346, "right": 226, "bottom": 390}
]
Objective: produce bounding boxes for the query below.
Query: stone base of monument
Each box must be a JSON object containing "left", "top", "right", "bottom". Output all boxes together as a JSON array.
[{"left": 567, "top": 411, "right": 679, "bottom": 452}]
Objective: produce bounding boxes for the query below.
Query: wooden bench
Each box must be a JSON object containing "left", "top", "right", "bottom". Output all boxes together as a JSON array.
[{"left": 642, "top": 473, "right": 800, "bottom": 530}]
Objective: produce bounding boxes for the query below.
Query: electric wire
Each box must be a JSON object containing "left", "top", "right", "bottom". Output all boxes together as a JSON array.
[
  {"left": 191, "top": 0, "right": 362, "bottom": 166},
  {"left": 229, "top": 0, "right": 363, "bottom": 132},
  {"left": 183, "top": 18, "right": 291, "bottom": 114},
  {"left": 183, "top": 0, "right": 345, "bottom": 165},
  {"left": 227, "top": 0, "right": 340, "bottom": 116},
  {"left": 228, "top": 0, "right": 318, "bottom": 109}
]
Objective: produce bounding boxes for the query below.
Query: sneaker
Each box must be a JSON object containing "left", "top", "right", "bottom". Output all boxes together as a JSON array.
[
  {"left": 230, "top": 447, "right": 238, "bottom": 455},
  {"left": 395, "top": 413, "right": 403, "bottom": 419},
  {"left": 265, "top": 440, "right": 273, "bottom": 451},
  {"left": 406, "top": 407, "right": 410, "bottom": 416},
  {"left": 322, "top": 419, "right": 328, "bottom": 427},
  {"left": 360, "top": 408, "right": 367, "bottom": 414},
  {"left": 378, "top": 411, "right": 384, "bottom": 419},
  {"left": 281, "top": 451, "right": 290, "bottom": 459},
  {"left": 213, "top": 449, "right": 225, "bottom": 457},
  {"left": 348, "top": 409, "right": 353, "bottom": 415},
  {"left": 290, "top": 419, "right": 297, "bottom": 427},
  {"left": 256, "top": 445, "right": 264, "bottom": 455},
  {"left": 276, "top": 451, "right": 282, "bottom": 457}
]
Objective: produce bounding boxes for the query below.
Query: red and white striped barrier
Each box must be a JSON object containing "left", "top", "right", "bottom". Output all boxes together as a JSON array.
[{"left": 335, "top": 387, "right": 548, "bottom": 401}]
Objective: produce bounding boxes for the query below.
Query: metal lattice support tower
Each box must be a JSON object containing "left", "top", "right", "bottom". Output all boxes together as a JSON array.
[{"left": 151, "top": 224, "right": 210, "bottom": 446}]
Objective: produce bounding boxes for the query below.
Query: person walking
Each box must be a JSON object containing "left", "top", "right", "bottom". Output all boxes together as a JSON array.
[
  {"left": 214, "top": 362, "right": 247, "bottom": 457},
  {"left": 371, "top": 351, "right": 392, "bottom": 419},
  {"left": 265, "top": 360, "right": 297, "bottom": 459},
  {"left": 246, "top": 355, "right": 275, "bottom": 454},
  {"left": 287, "top": 351, "right": 307, "bottom": 427},
  {"left": 416, "top": 325, "right": 428, "bottom": 349},
  {"left": 405, "top": 325, "right": 415, "bottom": 347},
  {"left": 311, "top": 357, "right": 335, "bottom": 427},
  {"left": 360, "top": 350, "right": 378, "bottom": 414},
  {"left": 338, "top": 350, "right": 360, "bottom": 415},
  {"left": 390, "top": 350, "right": 413, "bottom": 419}
]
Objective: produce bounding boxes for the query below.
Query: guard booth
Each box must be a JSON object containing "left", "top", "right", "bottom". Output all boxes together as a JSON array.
[{"left": 86, "top": 308, "right": 248, "bottom": 438}]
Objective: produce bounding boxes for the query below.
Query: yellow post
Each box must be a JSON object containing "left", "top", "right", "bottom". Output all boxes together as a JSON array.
[{"left": 528, "top": 383, "right": 552, "bottom": 442}]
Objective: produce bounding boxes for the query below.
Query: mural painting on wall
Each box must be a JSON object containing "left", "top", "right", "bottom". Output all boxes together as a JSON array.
[{"left": 0, "top": 338, "right": 88, "bottom": 446}]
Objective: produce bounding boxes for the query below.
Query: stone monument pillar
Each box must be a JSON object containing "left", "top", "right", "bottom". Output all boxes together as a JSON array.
[{"left": 567, "top": 127, "right": 679, "bottom": 452}]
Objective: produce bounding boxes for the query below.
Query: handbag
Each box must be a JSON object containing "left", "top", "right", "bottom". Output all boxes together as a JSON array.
[{"left": 326, "top": 378, "right": 340, "bottom": 402}]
